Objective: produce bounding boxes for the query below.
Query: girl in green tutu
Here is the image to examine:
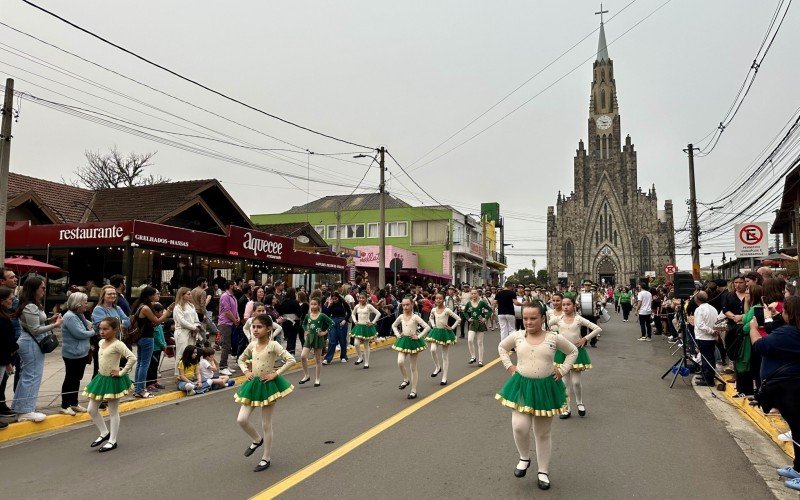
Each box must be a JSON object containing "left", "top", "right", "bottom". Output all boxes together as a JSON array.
[
  {"left": 299, "top": 298, "right": 334, "bottom": 387},
  {"left": 464, "top": 288, "right": 493, "bottom": 366},
  {"left": 426, "top": 292, "right": 461, "bottom": 385},
  {"left": 83, "top": 316, "right": 136, "bottom": 453},
  {"left": 391, "top": 297, "right": 431, "bottom": 399},
  {"left": 549, "top": 296, "right": 601, "bottom": 419},
  {"left": 235, "top": 313, "right": 296, "bottom": 472},
  {"left": 350, "top": 292, "right": 381, "bottom": 368},
  {"left": 496, "top": 303, "right": 578, "bottom": 490}
]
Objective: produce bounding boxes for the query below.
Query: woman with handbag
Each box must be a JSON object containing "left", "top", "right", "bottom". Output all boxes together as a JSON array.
[
  {"left": 130, "top": 287, "right": 172, "bottom": 398},
  {"left": 59, "top": 292, "right": 95, "bottom": 415},
  {"left": 90, "top": 286, "right": 130, "bottom": 378},
  {"left": 12, "top": 276, "right": 63, "bottom": 422},
  {"left": 172, "top": 287, "right": 201, "bottom": 377},
  {"left": 752, "top": 295, "right": 800, "bottom": 492},
  {"left": 0, "top": 287, "right": 18, "bottom": 429}
]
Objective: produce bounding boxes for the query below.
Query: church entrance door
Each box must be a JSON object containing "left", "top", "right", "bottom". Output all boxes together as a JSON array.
[{"left": 596, "top": 257, "right": 616, "bottom": 287}]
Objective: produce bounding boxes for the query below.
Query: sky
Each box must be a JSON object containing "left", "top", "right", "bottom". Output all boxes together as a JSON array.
[{"left": 2, "top": 0, "right": 798, "bottom": 275}]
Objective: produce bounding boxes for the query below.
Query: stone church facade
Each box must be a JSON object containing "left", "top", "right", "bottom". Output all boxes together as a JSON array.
[{"left": 546, "top": 22, "right": 675, "bottom": 287}]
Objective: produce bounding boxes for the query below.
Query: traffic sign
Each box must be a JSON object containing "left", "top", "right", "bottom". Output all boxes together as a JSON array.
[
  {"left": 664, "top": 264, "right": 676, "bottom": 275},
  {"left": 734, "top": 222, "right": 769, "bottom": 258}
]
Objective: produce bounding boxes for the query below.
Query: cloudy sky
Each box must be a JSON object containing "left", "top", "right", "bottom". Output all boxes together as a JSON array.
[{"left": 2, "top": 0, "right": 797, "bottom": 274}]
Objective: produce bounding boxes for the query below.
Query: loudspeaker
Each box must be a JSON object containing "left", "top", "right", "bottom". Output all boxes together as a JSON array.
[{"left": 672, "top": 272, "right": 696, "bottom": 300}]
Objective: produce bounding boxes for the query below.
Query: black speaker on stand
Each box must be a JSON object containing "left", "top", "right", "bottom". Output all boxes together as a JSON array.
[{"left": 672, "top": 272, "right": 696, "bottom": 300}]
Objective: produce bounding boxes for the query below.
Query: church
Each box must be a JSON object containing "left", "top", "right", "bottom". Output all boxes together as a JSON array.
[{"left": 546, "top": 18, "right": 676, "bottom": 287}]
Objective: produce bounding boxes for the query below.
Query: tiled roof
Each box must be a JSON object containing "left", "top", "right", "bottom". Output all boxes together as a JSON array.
[
  {"left": 283, "top": 193, "right": 411, "bottom": 214},
  {"left": 255, "top": 222, "right": 327, "bottom": 247},
  {"left": 7, "top": 172, "right": 95, "bottom": 223},
  {"left": 90, "top": 179, "right": 214, "bottom": 222}
]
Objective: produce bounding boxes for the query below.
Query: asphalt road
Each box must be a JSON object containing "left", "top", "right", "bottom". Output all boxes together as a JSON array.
[{"left": 0, "top": 316, "right": 776, "bottom": 499}]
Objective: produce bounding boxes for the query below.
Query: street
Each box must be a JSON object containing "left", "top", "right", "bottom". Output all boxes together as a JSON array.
[{"left": 0, "top": 319, "right": 776, "bottom": 499}]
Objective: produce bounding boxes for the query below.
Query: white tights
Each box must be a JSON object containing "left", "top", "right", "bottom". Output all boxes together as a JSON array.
[
  {"left": 429, "top": 343, "right": 450, "bottom": 381},
  {"left": 300, "top": 347, "right": 323, "bottom": 384},
  {"left": 563, "top": 370, "right": 583, "bottom": 408},
  {"left": 354, "top": 338, "right": 371, "bottom": 366},
  {"left": 397, "top": 352, "right": 419, "bottom": 392},
  {"left": 511, "top": 410, "right": 553, "bottom": 473},
  {"left": 237, "top": 404, "right": 274, "bottom": 461},
  {"left": 467, "top": 330, "right": 484, "bottom": 362},
  {"left": 87, "top": 398, "right": 120, "bottom": 444}
]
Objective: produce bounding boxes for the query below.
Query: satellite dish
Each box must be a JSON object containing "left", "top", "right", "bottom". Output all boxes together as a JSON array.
[{"left": 296, "top": 235, "right": 310, "bottom": 244}]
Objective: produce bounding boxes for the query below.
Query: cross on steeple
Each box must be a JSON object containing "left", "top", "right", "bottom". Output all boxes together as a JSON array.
[{"left": 595, "top": 3, "right": 609, "bottom": 24}]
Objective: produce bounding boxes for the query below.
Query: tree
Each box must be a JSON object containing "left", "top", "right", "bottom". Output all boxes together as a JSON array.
[
  {"left": 536, "top": 269, "right": 548, "bottom": 284},
  {"left": 68, "top": 147, "right": 168, "bottom": 190},
  {"left": 506, "top": 268, "right": 536, "bottom": 285}
]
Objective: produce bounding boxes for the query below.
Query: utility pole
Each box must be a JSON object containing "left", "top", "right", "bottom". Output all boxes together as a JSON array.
[
  {"left": 481, "top": 214, "right": 488, "bottom": 286},
  {"left": 335, "top": 208, "right": 341, "bottom": 256},
  {"left": 0, "top": 78, "right": 15, "bottom": 267},
  {"left": 378, "top": 146, "right": 386, "bottom": 289},
  {"left": 685, "top": 143, "right": 701, "bottom": 280}
]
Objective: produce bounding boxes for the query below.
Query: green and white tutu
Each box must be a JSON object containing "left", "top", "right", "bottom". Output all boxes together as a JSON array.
[
  {"left": 83, "top": 374, "right": 133, "bottom": 400},
  {"left": 495, "top": 372, "right": 568, "bottom": 417},
  {"left": 351, "top": 324, "right": 377, "bottom": 340},
  {"left": 469, "top": 319, "right": 487, "bottom": 332},
  {"left": 554, "top": 346, "right": 592, "bottom": 371},
  {"left": 392, "top": 336, "right": 427, "bottom": 353},
  {"left": 305, "top": 332, "right": 326, "bottom": 350},
  {"left": 425, "top": 327, "right": 457, "bottom": 345},
  {"left": 234, "top": 375, "right": 293, "bottom": 407}
]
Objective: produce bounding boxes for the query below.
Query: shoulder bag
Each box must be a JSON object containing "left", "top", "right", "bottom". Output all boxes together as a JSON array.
[
  {"left": 20, "top": 313, "right": 59, "bottom": 354},
  {"left": 756, "top": 362, "right": 799, "bottom": 413}
]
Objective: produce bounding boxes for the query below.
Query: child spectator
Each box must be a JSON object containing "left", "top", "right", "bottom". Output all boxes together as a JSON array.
[
  {"left": 176, "top": 345, "right": 202, "bottom": 395},
  {"left": 199, "top": 347, "right": 235, "bottom": 390}
]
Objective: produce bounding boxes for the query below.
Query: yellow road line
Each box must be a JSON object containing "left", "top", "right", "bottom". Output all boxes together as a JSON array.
[
  {"left": 0, "top": 338, "right": 396, "bottom": 444},
  {"left": 252, "top": 357, "right": 501, "bottom": 500}
]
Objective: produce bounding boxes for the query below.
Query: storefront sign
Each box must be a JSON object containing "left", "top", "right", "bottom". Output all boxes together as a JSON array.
[
  {"left": 133, "top": 221, "right": 226, "bottom": 254},
  {"left": 353, "top": 245, "right": 418, "bottom": 269},
  {"left": 227, "top": 225, "right": 292, "bottom": 260},
  {"left": 5, "top": 220, "right": 134, "bottom": 248}
]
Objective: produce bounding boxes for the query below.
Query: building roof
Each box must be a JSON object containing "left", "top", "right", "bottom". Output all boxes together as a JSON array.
[
  {"left": 283, "top": 193, "right": 411, "bottom": 214},
  {"left": 7, "top": 172, "right": 95, "bottom": 223},
  {"left": 7, "top": 172, "right": 253, "bottom": 230},
  {"left": 597, "top": 22, "right": 610, "bottom": 62},
  {"left": 254, "top": 222, "right": 327, "bottom": 247},
  {"left": 771, "top": 164, "right": 800, "bottom": 234}
]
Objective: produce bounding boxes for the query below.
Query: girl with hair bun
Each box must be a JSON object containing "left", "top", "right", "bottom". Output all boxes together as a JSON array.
[
  {"left": 426, "top": 292, "right": 460, "bottom": 385},
  {"left": 350, "top": 292, "right": 381, "bottom": 368},
  {"left": 496, "top": 303, "right": 578, "bottom": 490},
  {"left": 391, "top": 296, "right": 431, "bottom": 399}
]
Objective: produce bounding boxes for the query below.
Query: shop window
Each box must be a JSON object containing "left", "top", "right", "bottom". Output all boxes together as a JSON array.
[
  {"left": 452, "top": 221, "right": 464, "bottom": 244},
  {"left": 387, "top": 221, "right": 407, "bottom": 237},
  {"left": 313, "top": 225, "right": 325, "bottom": 237},
  {"left": 327, "top": 225, "right": 340, "bottom": 239},
  {"left": 345, "top": 224, "right": 364, "bottom": 238},
  {"left": 367, "top": 223, "right": 378, "bottom": 238}
]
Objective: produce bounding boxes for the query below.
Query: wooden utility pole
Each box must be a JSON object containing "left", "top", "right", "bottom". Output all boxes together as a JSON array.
[
  {"left": 378, "top": 146, "right": 386, "bottom": 289},
  {"left": 685, "top": 143, "right": 701, "bottom": 280},
  {"left": 0, "top": 78, "right": 15, "bottom": 267}
]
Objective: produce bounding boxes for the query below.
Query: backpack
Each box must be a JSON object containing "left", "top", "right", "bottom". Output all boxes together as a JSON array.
[{"left": 123, "top": 306, "right": 143, "bottom": 347}]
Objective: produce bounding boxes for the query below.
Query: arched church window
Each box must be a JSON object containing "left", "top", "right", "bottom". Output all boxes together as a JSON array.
[
  {"left": 565, "top": 240, "right": 574, "bottom": 273},
  {"left": 595, "top": 231, "right": 599, "bottom": 245},
  {"left": 601, "top": 89, "right": 606, "bottom": 109},
  {"left": 640, "top": 237, "right": 652, "bottom": 273},
  {"left": 614, "top": 231, "right": 618, "bottom": 246},
  {"left": 595, "top": 136, "right": 601, "bottom": 159},
  {"left": 601, "top": 69, "right": 605, "bottom": 81}
]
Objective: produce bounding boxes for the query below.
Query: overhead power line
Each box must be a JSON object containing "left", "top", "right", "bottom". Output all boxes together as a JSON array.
[{"left": 20, "top": 0, "right": 373, "bottom": 150}]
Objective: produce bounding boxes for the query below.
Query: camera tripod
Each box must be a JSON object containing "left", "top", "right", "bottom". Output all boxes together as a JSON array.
[{"left": 660, "top": 299, "right": 725, "bottom": 389}]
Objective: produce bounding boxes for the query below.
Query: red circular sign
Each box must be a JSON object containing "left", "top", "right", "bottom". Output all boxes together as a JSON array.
[
  {"left": 664, "top": 264, "right": 676, "bottom": 275},
  {"left": 739, "top": 224, "right": 764, "bottom": 245}
]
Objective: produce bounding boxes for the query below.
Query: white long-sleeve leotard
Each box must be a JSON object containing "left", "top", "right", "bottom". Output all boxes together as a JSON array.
[
  {"left": 428, "top": 307, "right": 461, "bottom": 329},
  {"left": 550, "top": 314, "right": 602, "bottom": 343},
  {"left": 392, "top": 313, "right": 431, "bottom": 339},
  {"left": 498, "top": 330, "right": 578, "bottom": 378},
  {"left": 352, "top": 304, "right": 381, "bottom": 325}
]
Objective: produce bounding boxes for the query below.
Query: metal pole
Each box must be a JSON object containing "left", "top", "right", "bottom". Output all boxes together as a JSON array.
[
  {"left": 482, "top": 215, "right": 488, "bottom": 286},
  {"left": 0, "top": 78, "right": 15, "bottom": 267},
  {"left": 686, "top": 143, "right": 701, "bottom": 280},
  {"left": 378, "top": 147, "right": 386, "bottom": 289}
]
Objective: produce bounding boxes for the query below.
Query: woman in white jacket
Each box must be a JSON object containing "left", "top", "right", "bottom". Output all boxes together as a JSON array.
[{"left": 172, "top": 287, "right": 201, "bottom": 376}]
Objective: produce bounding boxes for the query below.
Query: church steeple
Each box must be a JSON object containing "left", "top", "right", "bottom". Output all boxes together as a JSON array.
[
  {"left": 587, "top": 4, "right": 619, "bottom": 161},
  {"left": 596, "top": 4, "right": 610, "bottom": 62}
]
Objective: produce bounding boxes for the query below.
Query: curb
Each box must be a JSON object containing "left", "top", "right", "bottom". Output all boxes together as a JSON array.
[
  {"left": 0, "top": 337, "right": 396, "bottom": 444},
  {"left": 720, "top": 381, "right": 794, "bottom": 459}
]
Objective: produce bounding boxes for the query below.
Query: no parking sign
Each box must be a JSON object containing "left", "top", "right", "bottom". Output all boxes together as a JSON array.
[{"left": 734, "top": 222, "right": 769, "bottom": 258}]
